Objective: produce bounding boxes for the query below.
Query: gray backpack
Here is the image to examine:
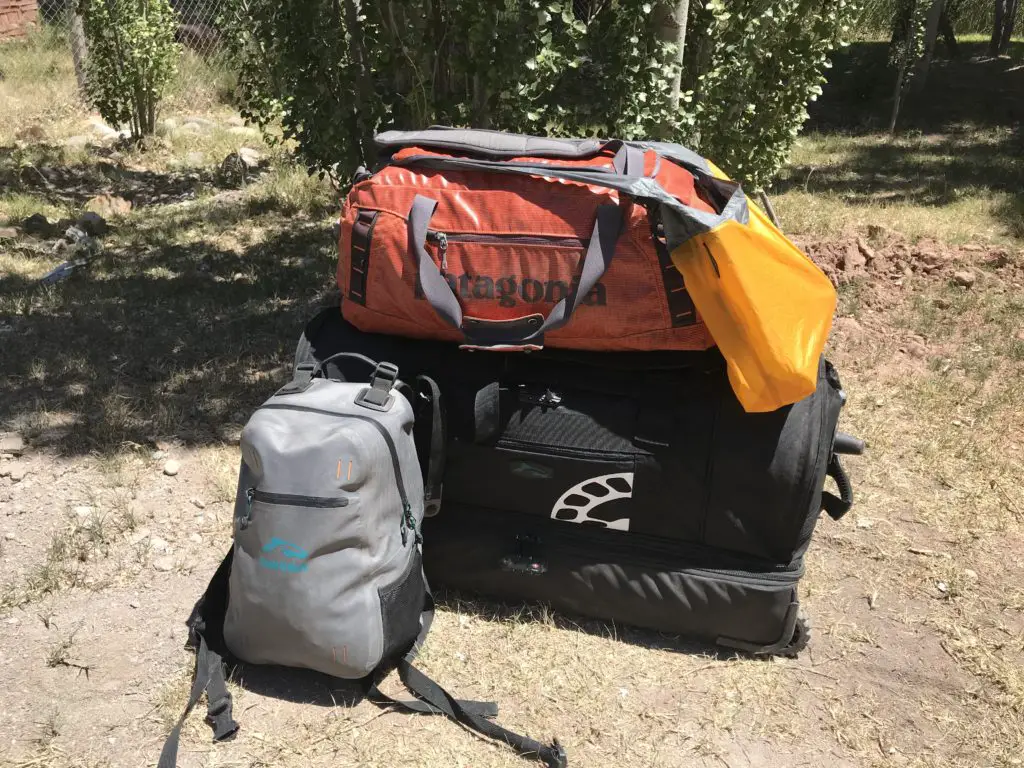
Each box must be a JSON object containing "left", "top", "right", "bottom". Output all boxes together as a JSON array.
[{"left": 158, "top": 354, "right": 566, "bottom": 768}]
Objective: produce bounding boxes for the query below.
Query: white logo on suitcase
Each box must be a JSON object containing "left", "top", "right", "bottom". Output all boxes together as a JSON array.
[{"left": 550, "top": 473, "right": 634, "bottom": 531}]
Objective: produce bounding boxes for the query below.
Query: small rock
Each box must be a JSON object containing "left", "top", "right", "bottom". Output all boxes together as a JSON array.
[
  {"left": 841, "top": 243, "right": 867, "bottom": 273},
  {"left": 3, "top": 533, "right": 16, "bottom": 541},
  {"left": 937, "top": 581, "right": 948, "bottom": 594},
  {"left": 8, "top": 466, "right": 27, "bottom": 483},
  {"left": 0, "top": 227, "right": 18, "bottom": 240},
  {"left": 64, "top": 134, "right": 91, "bottom": 149},
  {"left": 129, "top": 599, "right": 141, "bottom": 609},
  {"left": 874, "top": 397, "right": 884, "bottom": 408},
  {"left": 73, "top": 505, "right": 94, "bottom": 519},
  {"left": 189, "top": 533, "right": 203, "bottom": 544},
  {"left": 0, "top": 434, "right": 25, "bottom": 456},
  {"left": 905, "top": 340, "right": 928, "bottom": 360},
  {"left": 163, "top": 459, "right": 180, "bottom": 477},
  {"left": 856, "top": 237, "right": 877, "bottom": 264},
  {"left": 151, "top": 450, "right": 166, "bottom": 461},
  {"left": 964, "top": 569, "right": 978, "bottom": 580},
  {"left": 129, "top": 530, "right": 151, "bottom": 545},
  {"left": 16, "top": 123, "right": 47, "bottom": 142},
  {"left": 76, "top": 211, "right": 108, "bottom": 237},
  {"left": 856, "top": 518, "right": 874, "bottom": 529},
  {"left": 237, "top": 146, "right": 262, "bottom": 166},
  {"left": 84, "top": 194, "right": 132, "bottom": 219},
  {"left": 152, "top": 556, "right": 174, "bottom": 572},
  {"left": 933, "top": 297, "right": 952, "bottom": 310},
  {"left": 903, "top": 266, "right": 914, "bottom": 278},
  {"left": 149, "top": 536, "right": 170, "bottom": 553},
  {"left": 953, "top": 270, "right": 976, "bottom": 288},
  {"left": 190, "top": 498, "right": 206, "bottom": 510},
  {"left": 22, "top": 213, "right": 52, "bottom": 236},
  {"left": 87, "top": 116, "right": 120, "bottom": 138}
]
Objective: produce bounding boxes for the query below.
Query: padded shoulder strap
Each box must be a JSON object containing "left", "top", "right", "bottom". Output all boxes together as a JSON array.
[{"left": 375, "top": 126, "right": 603, "bottom": 159}]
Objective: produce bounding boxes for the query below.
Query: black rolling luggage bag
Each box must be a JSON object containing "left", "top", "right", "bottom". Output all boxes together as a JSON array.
[{"left": 295, "top": 306, "right": 861, "bottom": 656}]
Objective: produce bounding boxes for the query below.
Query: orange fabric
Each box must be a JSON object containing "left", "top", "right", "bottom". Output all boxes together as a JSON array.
[{"left": 337, "top": 148, "right": 716, "bottom": 352}]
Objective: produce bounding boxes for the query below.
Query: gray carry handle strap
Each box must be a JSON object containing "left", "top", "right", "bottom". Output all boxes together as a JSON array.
[
  {"left": 409, "top": 195, "right": 623, "bottom": 348},
  {"left": 392, "top": 149, "right": 748, "bottom": 253}
]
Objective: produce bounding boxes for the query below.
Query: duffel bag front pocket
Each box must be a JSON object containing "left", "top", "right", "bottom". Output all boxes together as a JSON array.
[{"left": 224, "top": 490, "right": 389, "bottom": 679}]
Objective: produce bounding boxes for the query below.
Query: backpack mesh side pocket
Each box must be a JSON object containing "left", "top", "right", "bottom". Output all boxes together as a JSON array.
[{"left": 378, "top": 550, "right": 425, "bottom": 664}]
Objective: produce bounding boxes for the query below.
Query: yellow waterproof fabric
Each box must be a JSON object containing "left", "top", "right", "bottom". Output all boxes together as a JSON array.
[{"left": 671, "top": 163, "right": 836, "bottom": 413}]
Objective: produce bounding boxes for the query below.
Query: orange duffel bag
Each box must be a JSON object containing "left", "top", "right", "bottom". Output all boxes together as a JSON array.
[{"left": 336, "top": 127, "right": 837, "bottom": 411}]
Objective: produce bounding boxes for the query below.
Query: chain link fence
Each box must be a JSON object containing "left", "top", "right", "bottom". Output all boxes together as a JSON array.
[{"left": 3, "top": 0, "right": 236, "bottom": 116}]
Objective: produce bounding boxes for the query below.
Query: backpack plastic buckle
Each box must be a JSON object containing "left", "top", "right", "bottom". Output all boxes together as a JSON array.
[{"left": 356, "top": 362, "right": 399, "bottom": 411}]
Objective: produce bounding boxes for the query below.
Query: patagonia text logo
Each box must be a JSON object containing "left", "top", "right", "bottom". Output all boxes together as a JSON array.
[
  {"left": 259, "top": 537, "right": 309, "bottom": 573},
  {"left": 415, "top": 273, "right": 607, "bottom": 309}
]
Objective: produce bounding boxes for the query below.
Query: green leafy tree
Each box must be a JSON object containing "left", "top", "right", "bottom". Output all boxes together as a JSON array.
[
  {"left": 224, "top": 0, "right": 860, "bottom": 191},
  {"left": 79, "top": 0, "right": 182, "bottom": 138},
  {"left": 690, "top": 0, "right": 861, "bottom": 189}
]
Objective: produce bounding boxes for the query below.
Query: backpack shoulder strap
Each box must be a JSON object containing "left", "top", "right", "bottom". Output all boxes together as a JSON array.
[{"left": 157, "top": 548, "right": 239, "bottom": 768}]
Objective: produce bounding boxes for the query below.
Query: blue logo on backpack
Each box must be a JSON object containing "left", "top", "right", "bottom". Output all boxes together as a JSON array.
[{"left": 259, "top": 537, "right": 309, "bottom": 573}]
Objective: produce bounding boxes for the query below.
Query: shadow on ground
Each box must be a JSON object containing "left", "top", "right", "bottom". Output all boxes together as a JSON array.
[{"left": 0, "top": 194, "right": 340, "bottom": 456}]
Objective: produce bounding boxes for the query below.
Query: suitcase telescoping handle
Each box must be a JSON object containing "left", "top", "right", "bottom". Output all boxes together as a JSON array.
[{"left": 408, "top": 194, "right": 624, "bottom": 349}]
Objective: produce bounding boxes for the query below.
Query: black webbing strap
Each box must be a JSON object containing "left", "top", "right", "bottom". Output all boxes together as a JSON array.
[
  {"left": 348, "top": 209, "right": 378, "bottom": 305},
  {"left": 395, "top": 660, "right": 566, "bottom": 767},
  {"left": 413, "top": 374, "right": 446, "bottom": 517},
  {"left": 649, "top": 216, "right": 698, "bottom": 328},
  {"left": 157, "top": 635, "right": 238, "bottom": 768},
  {"left": 821, "top": 454, "right": 854, "bottom": 520}
]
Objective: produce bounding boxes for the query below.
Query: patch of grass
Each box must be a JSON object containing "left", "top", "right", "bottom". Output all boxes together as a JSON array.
[
  {"left": 773, "top": 129, "right": 1024, "bottom": 244},
  {"left": 0, "top": 25, "right": 84, "bottom": 143}
]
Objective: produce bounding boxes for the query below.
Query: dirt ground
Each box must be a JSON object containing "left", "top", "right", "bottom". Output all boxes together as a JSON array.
[{"left": 2, "top": 215, "right": 1022, "bottom": 767}]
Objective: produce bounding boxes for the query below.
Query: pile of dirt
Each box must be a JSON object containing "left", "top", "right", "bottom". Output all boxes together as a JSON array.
[{"left": 795, "top": 227, "right": 1023, "bottom": 293}]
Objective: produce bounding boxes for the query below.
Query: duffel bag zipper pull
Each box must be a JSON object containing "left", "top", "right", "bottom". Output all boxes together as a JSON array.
[{"left": 429, "top": 231, "right": 449, "bottom": 272}]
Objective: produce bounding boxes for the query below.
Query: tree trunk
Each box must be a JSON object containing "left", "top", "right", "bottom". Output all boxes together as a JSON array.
[
  {"left": 939, "top": 7, "right": 958, "bottom": 58},
  {"left": 657, "top": 0, "right": 690, "bottom": 139},
  {"left": 913, "top": 0, "right": 946, "bottom": 90},
  {"left": 991, "top": 0, "right": 1008, "bottom": 56},
  {"left": 999, "top": 0, "right": 1020, "bottom": 53},
  {"left": 889, "top": 58, "right": 908, "bottom": 135},
  {"left": 342, "top": 0, "right": 373, "bottom": 164},
  {"left": 70, "top": 12, "right": 88, "bottom": 96}
]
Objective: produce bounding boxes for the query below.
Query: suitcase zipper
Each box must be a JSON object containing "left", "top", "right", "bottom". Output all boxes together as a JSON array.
[
  {"left": 434, "top": 505, "right": 801, "bottom": 582},
  {"left": 255, "top": 403, "right": 418, "bottom": 545}
]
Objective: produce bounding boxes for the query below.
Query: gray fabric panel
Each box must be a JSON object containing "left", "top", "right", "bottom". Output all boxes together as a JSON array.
[
  {"left": 224, "top": 379, "right": 424, "bottom": 679},
  {"left": 626, "top": 141, "right": 711, "bottom": 174},
  {"left": 376, "top": 127, "right": 603, "bottom": 159}
]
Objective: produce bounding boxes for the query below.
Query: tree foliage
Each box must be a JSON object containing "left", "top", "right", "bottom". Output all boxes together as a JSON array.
[
  {"left": 79, "top": 0, "right": 181, "bottom": 138},
  {"left": 225, "top": 0, "right": 860, "bottom": 190}
]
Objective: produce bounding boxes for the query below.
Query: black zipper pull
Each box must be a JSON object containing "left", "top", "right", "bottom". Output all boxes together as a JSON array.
[{"left": 400, "top": 502, "right": 410, "bottom": 546}]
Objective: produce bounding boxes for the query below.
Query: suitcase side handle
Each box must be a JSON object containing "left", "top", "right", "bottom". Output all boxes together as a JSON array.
[{"left": 408, "top": 195, "right": 624, "bottom": 349}]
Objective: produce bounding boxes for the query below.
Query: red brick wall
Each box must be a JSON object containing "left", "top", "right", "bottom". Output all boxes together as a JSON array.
[{"left": 0, "top": 0, "right": 39, "bottom": 41}]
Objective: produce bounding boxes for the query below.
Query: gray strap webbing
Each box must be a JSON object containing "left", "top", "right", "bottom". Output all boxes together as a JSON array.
[{"left": 408, "top": 195, "right": 623, "bottom": 347}]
